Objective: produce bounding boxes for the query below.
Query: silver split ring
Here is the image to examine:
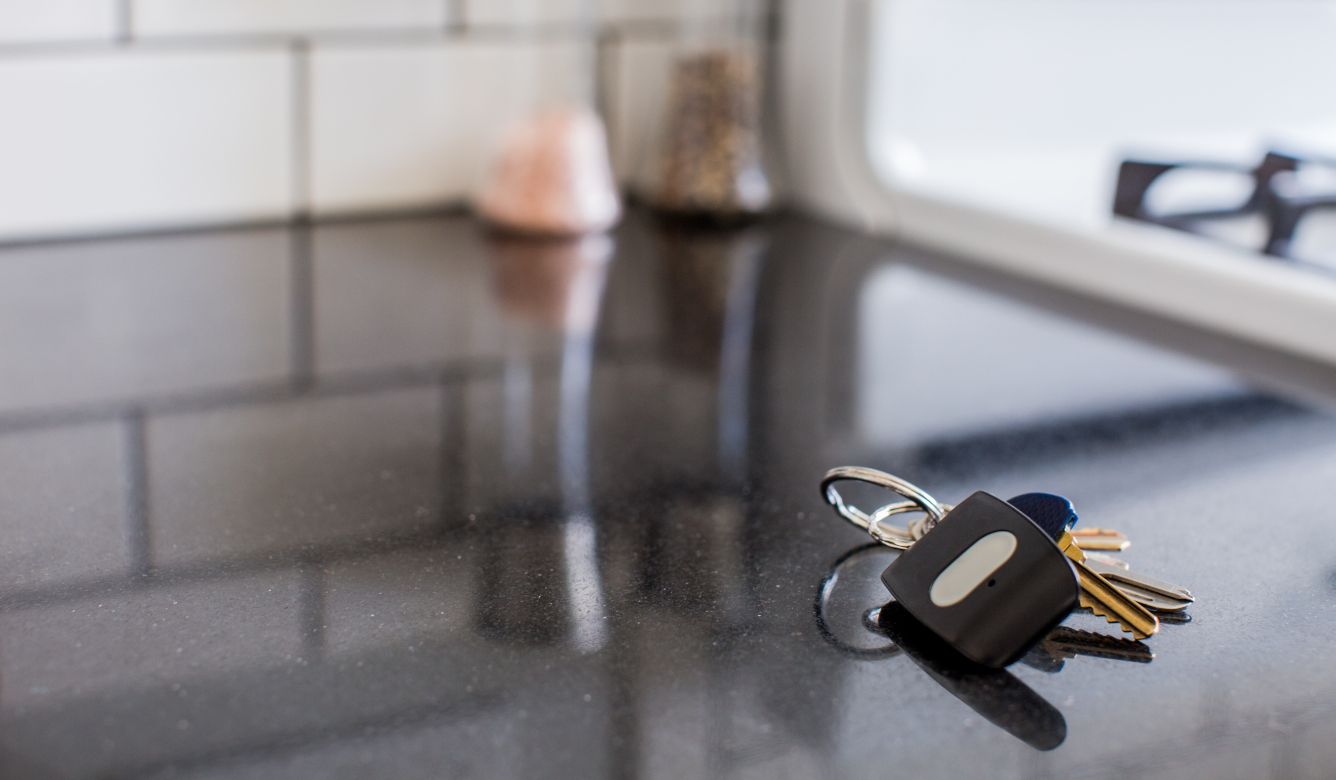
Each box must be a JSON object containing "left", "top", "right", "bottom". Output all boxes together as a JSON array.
[
  {"left": 820, "top": 467, "right": 948, "bottom": 549},
  {"left": 867, "top": 500, "right": 956, "bottom": 547}
]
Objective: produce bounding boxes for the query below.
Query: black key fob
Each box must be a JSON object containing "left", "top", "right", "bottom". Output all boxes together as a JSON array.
[{"left": 881, "top": 491, "right": 1078, "bottom": 668}]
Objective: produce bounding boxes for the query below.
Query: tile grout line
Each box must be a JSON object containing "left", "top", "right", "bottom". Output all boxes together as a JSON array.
[
  {"left": 766, "top": 0, "right": 783, "bottom": 41},
  {"left": 0, "top": 352, "right": 551, "bottom": 437},
  {"left": 116, "top": 0, "right": 133, "bottom": 44},
  {"left": 123, "top": 410, "right": 152, "bottom": 577},
  {"left": 449, "top": 0, "right": 468, "bottom": 34},
  {"left": 593, "top": 26, "right": 618, "bottom": 122},
  {"left": 289, "top": 224, "right": 316, "bottom": 389},
  {"left": 0, "top": 343, "right": 670, "bottom": 440},
  {"left": 0, "top": 206, "right": 468, "bottom": 251},
  {"left": 290, "top": 38, "right": 312, "bottom": 220},
  {"left": 0, "top": 15, "right": 709, "bottom": 59},
  {"left": 437, "top": 381, "right": 467, "bottom": 532}
]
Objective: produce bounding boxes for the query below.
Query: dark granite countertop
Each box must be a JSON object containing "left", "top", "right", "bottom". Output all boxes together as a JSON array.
[{"left": 1, "top": 208, "right": 1335, "bottom": 779}]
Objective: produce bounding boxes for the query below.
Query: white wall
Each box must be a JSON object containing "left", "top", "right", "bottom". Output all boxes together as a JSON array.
[{"left": 0, "top": 1, "right": 746, "bottom": 241}]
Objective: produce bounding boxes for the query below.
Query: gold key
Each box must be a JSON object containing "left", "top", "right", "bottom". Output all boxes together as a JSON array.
[
  {"left": 1071, "top": 527, "right": 1130, "bottom": 552},
  {"left": 1057, "top": 530, "right": 1160, "bottom": 639}
]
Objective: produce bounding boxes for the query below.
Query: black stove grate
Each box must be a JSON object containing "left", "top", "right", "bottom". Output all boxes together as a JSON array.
[{"left": 1113, "top": 150, "right": 1336, "bottom": 268}]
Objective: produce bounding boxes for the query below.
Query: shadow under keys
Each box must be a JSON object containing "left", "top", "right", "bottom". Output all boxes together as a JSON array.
[{"left": 876, "top": 602, "right": 1068, "bottom": 752}]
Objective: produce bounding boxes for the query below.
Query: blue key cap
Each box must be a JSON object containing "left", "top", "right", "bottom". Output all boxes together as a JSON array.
[{"left": 1007, "top": 493, "right": 1078, "bottom": 541}]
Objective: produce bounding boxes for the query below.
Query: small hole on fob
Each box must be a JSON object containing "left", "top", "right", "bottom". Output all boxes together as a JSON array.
[{"left": 987, "top": 579, "right": 997, "bottom": 587}]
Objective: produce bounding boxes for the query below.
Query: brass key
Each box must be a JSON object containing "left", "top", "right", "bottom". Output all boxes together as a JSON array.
[
  {"left": 1071, "top": 553, "right": 1193, "bottom": 612},
  {"left": 1082, "top": 558, "right": 1194, "bottom": 603},
  {"left": 1057, "top": 530, "right": 1159, "bottom": 639},
  {"left": 1071, "top": 527, "right": 1130, "bottom": 552}
]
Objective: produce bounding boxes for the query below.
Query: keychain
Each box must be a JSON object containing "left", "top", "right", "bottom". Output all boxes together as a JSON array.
[
  {"left": 812, "top": 543, "right": 1157, "bottom": 750},
  {"left": 818, "top": 467, "right": 1194, "bottom": 668}
]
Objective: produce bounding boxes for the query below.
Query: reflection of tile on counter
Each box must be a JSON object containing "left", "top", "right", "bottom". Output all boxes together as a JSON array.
[
  {"left": 313, "top": 217, "right": 566, "bottom": 376},
  {"left": 147, "top": 387, "right": 442, "bottom": 567},
  {"left": 455, "top": 358, "right": 723, "bottom": 514},
  {"left": 459, "top": 370, "right": 566, "bottom": 513},
  {"left": 0, "top": 228, "right": 291, "bottom": 415},
  {"left": 0, "top": 421, "right": 127, "bottom": 592},
  {"left": 594, "top": 213, "right": 669, "bottom": 351},
  {"left": 135, "top": 661, "right": 613, "bottom": 780},
  {"left": 443, "top": 357, "right": 724, "bottom": 513},
  {"left": 588, "top": 362, "right": 720, "bottom": 497},
  {"left": 0, "top": 570, "right": 303, "bottom": 712},
  {"left": 169, "top": 710, "right": 522, "bottom": 780},
  {"left": 323, "top": 547, "right": 476, "bottom": 657}
]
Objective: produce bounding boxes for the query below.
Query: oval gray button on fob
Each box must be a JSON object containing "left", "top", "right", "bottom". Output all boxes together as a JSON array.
[{"left": 929, "top": 530, "right": 1018, "bottom": 607}]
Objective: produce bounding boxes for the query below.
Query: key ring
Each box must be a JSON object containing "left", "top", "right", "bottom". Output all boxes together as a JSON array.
[
  {"left": 868, "top": 500, "right": 957, "bottom": 546},
  {"left": 820, "top": 467, "right": 949, "bottom": 549}
]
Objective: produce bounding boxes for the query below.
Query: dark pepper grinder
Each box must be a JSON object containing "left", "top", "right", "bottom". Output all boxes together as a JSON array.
[{"left": 648, "top": 0, "right": 773, "bottom": 221}]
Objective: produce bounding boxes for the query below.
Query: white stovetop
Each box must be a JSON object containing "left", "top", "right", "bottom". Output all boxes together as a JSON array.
[
  {"left": 782, "top": 0, "right": 1336, "bottom": 365},
  {"left": 855, "top": 118, "right": 1336, "bottom": 366}
]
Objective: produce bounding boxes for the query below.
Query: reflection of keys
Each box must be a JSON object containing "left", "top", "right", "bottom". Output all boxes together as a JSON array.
[
  {"left": 1071, "top": 528, "right": 1130, "bottom": 551},
  {"left": 1022, "top": 626, "right": 1155, "bottom": 673},
  {"left": 1041, "top": 627, "right": 1154, "bottom": 664},
  {"left": 1057, "top": 531, "right": 1160, "bottom": 639}
]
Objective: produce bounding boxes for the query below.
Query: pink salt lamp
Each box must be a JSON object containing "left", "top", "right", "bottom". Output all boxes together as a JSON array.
[{"left": 477, "top": 107, "right": 621, "bottom": 236}]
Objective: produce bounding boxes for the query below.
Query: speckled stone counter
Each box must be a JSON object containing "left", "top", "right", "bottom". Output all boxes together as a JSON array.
[{"left": 1, "top": 209, "right": 1333, "bottom": 779}]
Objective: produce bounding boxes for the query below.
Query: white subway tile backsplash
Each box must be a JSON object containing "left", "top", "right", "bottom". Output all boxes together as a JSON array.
[
  {"left": 133, "top": 0, "right": 449, "bottom": 38},
  {"left": 605, "top": 36, "right": 674, "bottom": 192},
  {"left": 0, "top": 0, "right": 117, "bottom": 44},
  {"left": 0, "top": 2, "right": 768, "bottom": 238},
  {"left": 600, "top": 0, "right": 719, "bottom": 24},
  {"left": 0, "top": 49, "right": 293, "bottom": 240},
  {"left": 309, "top": 39, "right": 588, "bottom": 213},
  {"left": 466, "top": 0, "right": 718, "bottom": 27},
  {"left": 465, "top": 0, "right": 590, "bottom": 27}
]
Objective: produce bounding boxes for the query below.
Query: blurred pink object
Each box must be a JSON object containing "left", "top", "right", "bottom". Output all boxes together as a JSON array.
[{"left": 477, "top": 107, "right": 621, "bottom": 236}]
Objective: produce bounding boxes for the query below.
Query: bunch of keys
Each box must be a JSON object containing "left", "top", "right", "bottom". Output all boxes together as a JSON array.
[{"left": 820, "top": 467, "right": 1194, "bottom": 668}]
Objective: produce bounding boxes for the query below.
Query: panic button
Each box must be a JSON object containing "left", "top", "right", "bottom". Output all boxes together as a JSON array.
[{"left": 928, "top": 531, "right": 1018, "bottom": 607}]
